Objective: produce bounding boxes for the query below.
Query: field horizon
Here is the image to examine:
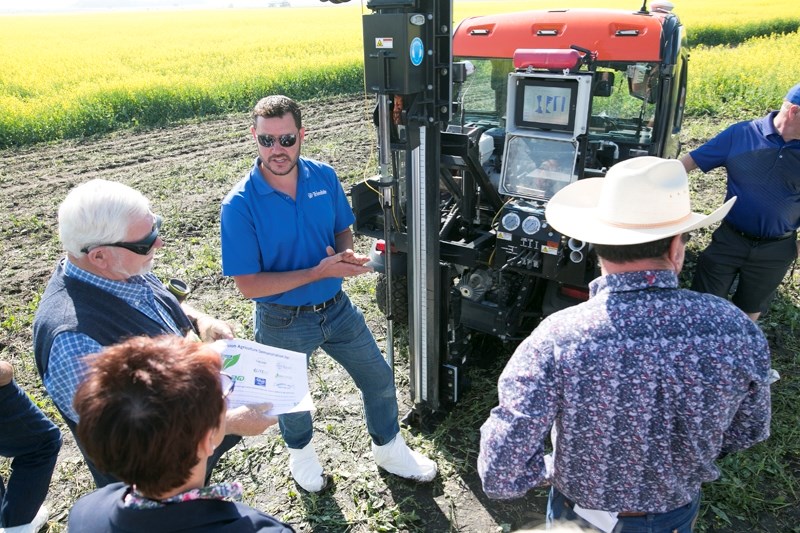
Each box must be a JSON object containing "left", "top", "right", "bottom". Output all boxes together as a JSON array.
[{"left": 1, "top": 0, "right": 798, "bottom": 147}]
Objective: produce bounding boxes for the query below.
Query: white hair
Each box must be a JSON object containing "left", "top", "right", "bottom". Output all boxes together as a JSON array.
[{"left": 58, "top": 179, "right": 152, "bottom": 256}]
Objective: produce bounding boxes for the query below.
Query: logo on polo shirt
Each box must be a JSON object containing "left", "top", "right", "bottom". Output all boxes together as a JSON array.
[{"left": 308, "top": 189, "right": 328, "bottom": 199}]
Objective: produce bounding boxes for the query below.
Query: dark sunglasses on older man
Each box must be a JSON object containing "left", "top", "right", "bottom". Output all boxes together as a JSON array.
[
  {"left": 81, "top": 215, "right": 162, "bottom": 256},
  {"left": 257, "top": 133, "right": 297, "bottom": 148}
]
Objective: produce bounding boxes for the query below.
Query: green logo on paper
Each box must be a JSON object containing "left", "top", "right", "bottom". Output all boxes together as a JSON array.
[{"left": 222, "top": 353, "right": 240, "bottom": 370}]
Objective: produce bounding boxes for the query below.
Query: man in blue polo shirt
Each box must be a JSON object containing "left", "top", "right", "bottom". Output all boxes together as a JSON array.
[
  {"left": 220, "top": 95, "right": 437, "bottom": 493},
  {"left": 681, "top": 82, "right": 800, "bottom": 320}
]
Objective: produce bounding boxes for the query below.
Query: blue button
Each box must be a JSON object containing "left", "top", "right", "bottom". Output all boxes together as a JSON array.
[{"left": 410, "top": 37, "right": 424, "bottom": 67}]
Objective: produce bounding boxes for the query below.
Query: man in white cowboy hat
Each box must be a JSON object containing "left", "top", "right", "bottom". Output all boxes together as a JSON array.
[{"left": 478, "top": 157, "right": 771, "bottom": 532}]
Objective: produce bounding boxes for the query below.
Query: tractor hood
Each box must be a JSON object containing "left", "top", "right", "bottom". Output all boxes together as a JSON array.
[{"left": 453, "top": 9, "right": 672, "bottom": 62}]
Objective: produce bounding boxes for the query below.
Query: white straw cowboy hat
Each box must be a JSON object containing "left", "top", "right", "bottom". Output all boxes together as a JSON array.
[{"left": 545, "top": 156, "right": 735, "bottom": 245}]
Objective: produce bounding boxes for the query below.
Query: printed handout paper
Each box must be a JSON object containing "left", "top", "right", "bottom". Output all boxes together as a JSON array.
[{"left": 211, "top": 338, "right": 314, "bottom": 415}]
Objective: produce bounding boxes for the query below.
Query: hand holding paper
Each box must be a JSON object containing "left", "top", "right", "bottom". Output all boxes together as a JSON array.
[{"left": 225, "top": 402, "right": 278, "bottom": 436}]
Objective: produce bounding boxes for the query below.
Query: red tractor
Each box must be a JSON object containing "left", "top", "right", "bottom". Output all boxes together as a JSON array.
[{"left": 348, "top": 0, "right": 688, "bottom": 419}]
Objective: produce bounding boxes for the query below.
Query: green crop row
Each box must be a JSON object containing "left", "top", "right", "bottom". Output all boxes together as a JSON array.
[{"left": 688, "top": 18, "right": 800, "bottom": 47}]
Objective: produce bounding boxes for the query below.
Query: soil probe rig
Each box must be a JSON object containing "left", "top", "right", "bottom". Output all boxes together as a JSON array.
[{"left": 330, "top": 0, "right": 688, "bottom": 422}]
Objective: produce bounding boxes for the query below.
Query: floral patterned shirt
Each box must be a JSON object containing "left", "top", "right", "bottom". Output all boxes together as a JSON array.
[
  {"left": 478, "top": 270, "right": 771, "bottom": 513},
  {"left": 123, "top": 481, "right": 244, "bottom": 509}
]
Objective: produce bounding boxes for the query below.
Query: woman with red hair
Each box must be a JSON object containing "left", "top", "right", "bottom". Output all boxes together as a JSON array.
[{"left": 69, "top": 335, "right": 294, "bottom": 532}]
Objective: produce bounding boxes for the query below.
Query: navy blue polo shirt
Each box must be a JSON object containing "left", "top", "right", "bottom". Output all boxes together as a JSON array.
[
  {"left": 689, "top": 111, "right": 800, "bottom": 238},
  {"left": 221, "top": 157, "right": 355, "bottom": 306}
]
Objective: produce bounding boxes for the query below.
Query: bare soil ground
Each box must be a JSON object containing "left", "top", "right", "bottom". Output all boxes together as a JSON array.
[{"left": 1, "top": 94, "right": 797, "bottom": 532}]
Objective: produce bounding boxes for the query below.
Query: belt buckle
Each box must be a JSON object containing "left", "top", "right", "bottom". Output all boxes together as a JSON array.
[{"left": 309, "top": 291, "right": 341, "bottom": 312}]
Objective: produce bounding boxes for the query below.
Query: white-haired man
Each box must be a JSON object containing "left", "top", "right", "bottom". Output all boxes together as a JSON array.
[
  {"left": 478, "top": 157, "right": 771, "bottom": 532},
  {"left": 33, "top": 179, "right": 276, "bottom": 487}
]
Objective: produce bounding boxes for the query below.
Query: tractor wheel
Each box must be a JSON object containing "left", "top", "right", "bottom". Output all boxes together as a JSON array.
[{"left": 375, "top": 273, "right": 408, "bottom": 326}]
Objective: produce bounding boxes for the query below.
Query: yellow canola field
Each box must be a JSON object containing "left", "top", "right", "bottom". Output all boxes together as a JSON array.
[
  {"left": 0, "top": 0, "right": 797, "bottom": 145},
  {"left": 0, "top": 8, "right": 362, "bottom": 107},
  {"left": 689, "top": 31, "right": 800, "bottom": 117}
]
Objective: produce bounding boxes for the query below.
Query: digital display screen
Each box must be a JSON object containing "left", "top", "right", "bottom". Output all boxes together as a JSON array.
[
  {"left": 500, "top": 136, "right": 577, "bottom": 200},
  {"left": 515, "top": 78, "right": 578, "bottom": 132}
]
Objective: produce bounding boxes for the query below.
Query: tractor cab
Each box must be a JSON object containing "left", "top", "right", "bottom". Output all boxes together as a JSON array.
[
  {"left": 453, "top": 6, "right": 688, "bottom": 189},
  {"left": 351, "top": 1, "right": 689, "bottom": 414}
]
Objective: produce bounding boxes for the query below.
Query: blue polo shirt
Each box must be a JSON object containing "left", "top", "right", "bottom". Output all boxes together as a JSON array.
[
  {"left": 689, "top": 111, "right": 800, "bottom": 238},
  {"left": 221, "top": 157, "right": 355, "bottom": 306}
]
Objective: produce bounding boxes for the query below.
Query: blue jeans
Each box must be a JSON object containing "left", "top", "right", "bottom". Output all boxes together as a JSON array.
[
  {"left": 255, "top": 292, "right": 400, "bottom": 449},
  {"left": 547, "top": 486, "right": 700, "bottom": 533},
  {"left": 0, "top": 381, "right": 62, "bottom": 527}
]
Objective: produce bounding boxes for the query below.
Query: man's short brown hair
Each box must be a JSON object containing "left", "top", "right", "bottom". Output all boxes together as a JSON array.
[
  {"left": 74, "top": 335, "right": 225, "bottom": 496},
  {"left": 252, "top": 94, "right": 302, "bottom": 129},
  {"left": 593, "top": 236, "right": 674, "bottom": 263}
]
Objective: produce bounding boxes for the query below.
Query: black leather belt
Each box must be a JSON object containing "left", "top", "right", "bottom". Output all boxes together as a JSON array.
[
  {"left": 723, "top": 221, "right": 796, "bottom": 242},
  {"left": 267, "top": 291, "right": 343, "bottom": 313}
]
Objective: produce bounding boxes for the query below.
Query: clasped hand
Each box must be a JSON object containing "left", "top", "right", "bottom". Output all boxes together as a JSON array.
[
  {"left": 0, "top": 361, "right": 13, "bottom": 387},
  {"left": 316, "top": 246, "right": 372, "bottom": 278}
]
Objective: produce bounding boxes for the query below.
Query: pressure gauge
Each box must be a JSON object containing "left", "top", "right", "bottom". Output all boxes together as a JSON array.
[
  {"left": 522, "top": 215, "right": 541, "bottom": 235},
  {"left": 501, "top": 212, "right": 521, "bottom": 231}
]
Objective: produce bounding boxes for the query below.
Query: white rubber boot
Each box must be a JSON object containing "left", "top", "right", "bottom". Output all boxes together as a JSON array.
[
  {"left": 372, "top": 433, "right": 437, "bottom": 482},
  {"left": 1, "top": 505, "right": 49, "bottom": 533},
  {"left": 287, "top": 441, "right": 326, "bottom": 493}
]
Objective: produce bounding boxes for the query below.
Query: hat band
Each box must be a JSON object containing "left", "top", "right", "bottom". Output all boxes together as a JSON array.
[{"left": 599, "top": 212, "right": 692, "bottom": 230}]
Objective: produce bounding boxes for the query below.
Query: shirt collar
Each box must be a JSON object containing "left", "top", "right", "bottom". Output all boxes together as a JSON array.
[
  {"left": 589, "top": 269, "right": 679, "bottom": 298},
  {"left": 758, "top": 111, "right": 781, "bottom": 140},
  {"left": 123, "top": 481, "right": 244, "bottom": 509},
  {"left": 64, "top": 257, "right": 154, "bottom": 301},
  {"left": 250, "top": 156, "right": 307, "bottom": 196}
]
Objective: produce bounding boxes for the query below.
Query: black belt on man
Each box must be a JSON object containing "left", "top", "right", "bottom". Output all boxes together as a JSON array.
[
  {"left": 266, "top": 290, "right": 343, "bottom": 313},
  {"left": 723, "top": 220, "right": 796, "bottom": 242}
]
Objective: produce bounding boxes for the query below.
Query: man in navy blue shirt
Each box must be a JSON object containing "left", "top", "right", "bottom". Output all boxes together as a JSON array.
[{"left": 681, "top": 82, "right": 800, "bottom": 320}]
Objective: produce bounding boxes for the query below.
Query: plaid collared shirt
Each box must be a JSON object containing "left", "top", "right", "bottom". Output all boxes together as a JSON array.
[{"left": 43, "top": 259, "right": 182, "bottom": 421}]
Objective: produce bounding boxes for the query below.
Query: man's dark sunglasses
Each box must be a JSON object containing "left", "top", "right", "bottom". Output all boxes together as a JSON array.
[
  {"left": 81, "top": 215, "right": 162, "bottom": 255},
  {"left": 257, "top": 133, "right": 297, "bottom": 148}
]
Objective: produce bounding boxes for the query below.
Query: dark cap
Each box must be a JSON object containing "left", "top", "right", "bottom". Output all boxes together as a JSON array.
[{"left": 786, "top": 83, "right": 800, "bottom": 105}]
